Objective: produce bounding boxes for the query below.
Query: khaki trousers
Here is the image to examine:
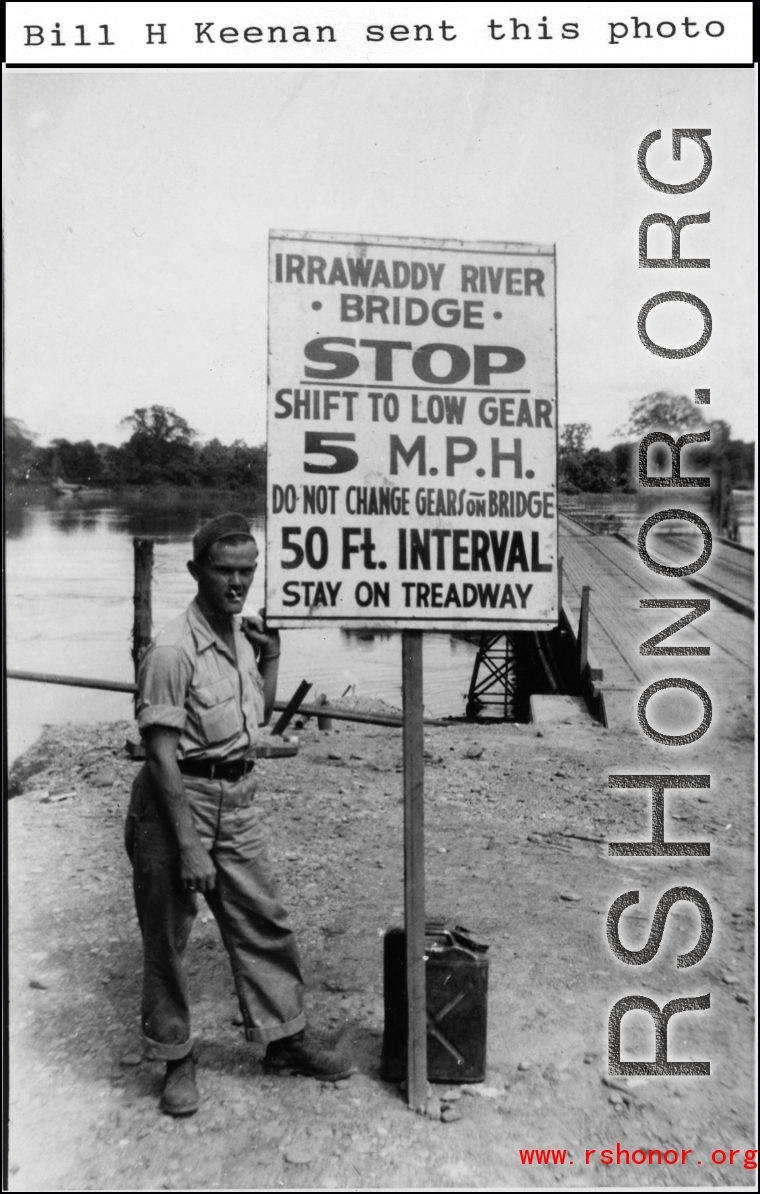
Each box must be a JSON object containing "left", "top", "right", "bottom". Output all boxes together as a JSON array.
[{"left": 125, "top": 765, "right": 306, "bottom": 1060}]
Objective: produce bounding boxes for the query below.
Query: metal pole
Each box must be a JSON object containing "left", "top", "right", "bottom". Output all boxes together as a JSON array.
[
  {"left": 6, "top": 670, "right": 137, "bottom": 694},
  {"left": 579, "top": 584, "right": 590, "bottom": 680},
  {"left": 5, "top": 671, "right": 449, "bottom": 729},
  {"left": 315, "top": 693, "right": 333, "bottom": 732},
  {"left": 402, "top": 629, "right": 427, "bottom": 1111},
  {"left": 270, "top": 680, "right": 312, "bottom": 736},
  {"left": 132, "top": 539, "right": 154, "bottom": 699}
]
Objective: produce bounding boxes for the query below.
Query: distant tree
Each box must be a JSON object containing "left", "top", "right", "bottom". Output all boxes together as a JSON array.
[
  {"left": 197, "top": 438, "right": 234, "bottom": 488},
  {"left": 610, "top": 441, "right": 636, "bottom": 491},
  {"left": 559, "top": 422, "right": 594, "bottom": 492},
  {"left": 620, "top": 391, "right": 708, "bottom": 437},
  {"left": 560, "top": 447, "right": 616, "bottom": 494},
  {"left": 618, "top": 391, "right": 712, "bottom": 485},
  {"left": 46, "top": 438, "right": 106, "bottom": 484},
  {"left": 620, "top": 392, "right": 753, "bottom": 538},
  {"left": 228, "top": 441, "right": 266, "bottom": 492},
  {"left": 117, "top": 405, "right": 198, "bottom": 485},
  {"left": 560, "top": 423, "right": 591, "bottom": 453},
  {"left": 120, "top": 405, "right": 197, "bottom": 445},
  {"left": 4, "top": 417, "right": 39, "bottom": 482},
  {"left": 559, "top": 423, "right": 634, "bottom": 494},
  {"left": 5, "top": 405, "right": 268, "bottom": 495},
  {"left": 107, "top": 408, "right": 266, "bottom": 492},
  {"left": 580, "top": 448, "right": 617, "bottom": 493},
  {"left": 723, "top": 439, "right": 755, "bottom": 489}
]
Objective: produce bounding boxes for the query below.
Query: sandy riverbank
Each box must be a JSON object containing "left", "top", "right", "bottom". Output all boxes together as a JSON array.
[{"left": 7, "top": 692, "right": 755, "bottom": 1190}]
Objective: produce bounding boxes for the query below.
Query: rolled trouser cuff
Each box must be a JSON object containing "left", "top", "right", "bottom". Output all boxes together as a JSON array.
[
  {"left": 143, "top": 1031, "right": 194, "bottom": 1061},
  {"left": 244, "top": 1011, "right": 306, "bottom": 1045}
]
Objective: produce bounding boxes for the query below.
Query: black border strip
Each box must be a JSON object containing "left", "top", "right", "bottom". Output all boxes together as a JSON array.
[{"left": 4, "top": 62, "right": 757, "bottom": 69}]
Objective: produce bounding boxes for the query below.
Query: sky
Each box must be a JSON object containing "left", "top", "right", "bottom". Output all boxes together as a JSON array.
[{"left": 3, "top": 67, "right": 756, "bottom": 450}]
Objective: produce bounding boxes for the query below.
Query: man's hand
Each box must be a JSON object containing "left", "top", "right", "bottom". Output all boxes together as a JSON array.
[
  {"left": 241, "top": 607, "right": 280, "bottom": 723},
  {"left": 179, "top": 841, "right": 216, "bottom": 893},
  {"left": 242, "top": 607, "right": 280, "bottom": 660},
  {"left": 145, "top": 726, "right": 217, "bottom": 890}
]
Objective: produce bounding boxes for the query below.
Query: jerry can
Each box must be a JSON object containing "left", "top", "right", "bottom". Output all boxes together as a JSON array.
[{"left": 380, "top": 921, "right": 489, "bottom": 1084}]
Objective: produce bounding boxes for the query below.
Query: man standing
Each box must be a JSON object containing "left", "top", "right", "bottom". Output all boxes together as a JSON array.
[{"left": 126, "top": 512, "right": 351, "bottom": 1116}]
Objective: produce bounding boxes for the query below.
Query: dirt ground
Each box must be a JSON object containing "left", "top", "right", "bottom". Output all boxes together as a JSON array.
[{"left": 6, "top": 689, "right": 756, "bottom": 1191}]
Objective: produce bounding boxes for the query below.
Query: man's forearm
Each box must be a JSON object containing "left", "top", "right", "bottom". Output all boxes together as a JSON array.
[
  {"left": 147, "top": 755, "right": 202, "bottom": 850},
  {"left": 257, "top": 655, "right": 279, "bottom": 724},
  {"left": 144, "top": 743, "right": 216, "bottom": 892}
]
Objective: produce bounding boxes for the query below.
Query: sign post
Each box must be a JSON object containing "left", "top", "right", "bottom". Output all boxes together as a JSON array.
[
  {"left": 266, "top": 230, "right": 558, "bottom": 1106},
  {"left": 402, "top": 629, "right": 427, "bottom": 1109}
]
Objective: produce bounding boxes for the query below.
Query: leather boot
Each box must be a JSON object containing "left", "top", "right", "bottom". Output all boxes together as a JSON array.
[
  {"left": 160, "top": 1047, "right": 199, "bottom": 1116},
  {"left": 264, "top": 1029, "right": 352, "bottom": 1081}
]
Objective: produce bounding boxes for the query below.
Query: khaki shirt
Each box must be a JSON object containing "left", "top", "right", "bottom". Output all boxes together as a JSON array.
[{"left": 136, "top": 599, "right": 265, "bottom": 761}]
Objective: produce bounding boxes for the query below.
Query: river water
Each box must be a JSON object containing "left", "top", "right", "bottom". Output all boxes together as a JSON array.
[
  {"left": 5, "top": 491, "right": 480, "bottom": 763},
  {"left": 561, "top": 490, "right": 755, "bottom": 546},
  {"left": 6, "top": 488, "right": 754, "bottom": 764}
]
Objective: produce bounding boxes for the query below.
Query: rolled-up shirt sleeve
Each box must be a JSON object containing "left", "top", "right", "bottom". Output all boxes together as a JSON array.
[{"left": 136, "top": 644, "right": 191, "bottom": 735}]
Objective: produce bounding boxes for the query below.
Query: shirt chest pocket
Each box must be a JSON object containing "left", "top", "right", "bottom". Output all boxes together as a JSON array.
[{"left": 190, "top": 676, "right": 243, "bottom": 746}]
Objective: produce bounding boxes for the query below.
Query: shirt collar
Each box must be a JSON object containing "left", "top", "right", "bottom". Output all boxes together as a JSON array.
[{"left": 187, "top": 598, "right": 237, "bottom": 661}]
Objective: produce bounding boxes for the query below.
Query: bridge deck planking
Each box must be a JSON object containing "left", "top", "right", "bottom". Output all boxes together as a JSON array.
[
  {"left": 630, "top": 528, "right": 753, "bottom": 608},
  {"left": 565, "top": 534, "right": 751, "bottom": 662},
  {"left": 558, "top": 517, "right": 753, "bottom": 699}
]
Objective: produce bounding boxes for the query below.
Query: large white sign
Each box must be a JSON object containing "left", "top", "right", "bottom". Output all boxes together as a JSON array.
[{"left": 266, "top": 230, "right": 558, "bottom": 630}]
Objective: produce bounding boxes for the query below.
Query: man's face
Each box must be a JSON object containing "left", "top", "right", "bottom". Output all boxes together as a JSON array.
[{"left": 191, "top": 539, "right": 258, "bottom": 618}]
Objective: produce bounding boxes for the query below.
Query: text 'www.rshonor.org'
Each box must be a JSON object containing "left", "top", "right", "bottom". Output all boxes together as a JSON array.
[{"left": 519, "top": 1146, "right": 757, "bottom": 1169}]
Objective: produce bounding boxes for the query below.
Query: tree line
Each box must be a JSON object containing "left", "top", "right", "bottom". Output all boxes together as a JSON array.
[
  {"left": 5, "top": 406, "right": 267, "bottom": 492},
  {"left": 559, "top": 392, "right": 754, "bottom": 495},
  {"left": 4, "top": 395, "right": 754, "bottom": 495}
]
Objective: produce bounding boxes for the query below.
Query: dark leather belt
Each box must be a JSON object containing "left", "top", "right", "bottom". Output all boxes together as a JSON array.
[{"left": 178, "top": 757, "right": 254, "bottom": 783}]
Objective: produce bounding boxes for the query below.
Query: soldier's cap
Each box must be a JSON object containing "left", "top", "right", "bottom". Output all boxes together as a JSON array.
[{"left": 192, "top": 512, "right": 255, "bottom": 561}]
